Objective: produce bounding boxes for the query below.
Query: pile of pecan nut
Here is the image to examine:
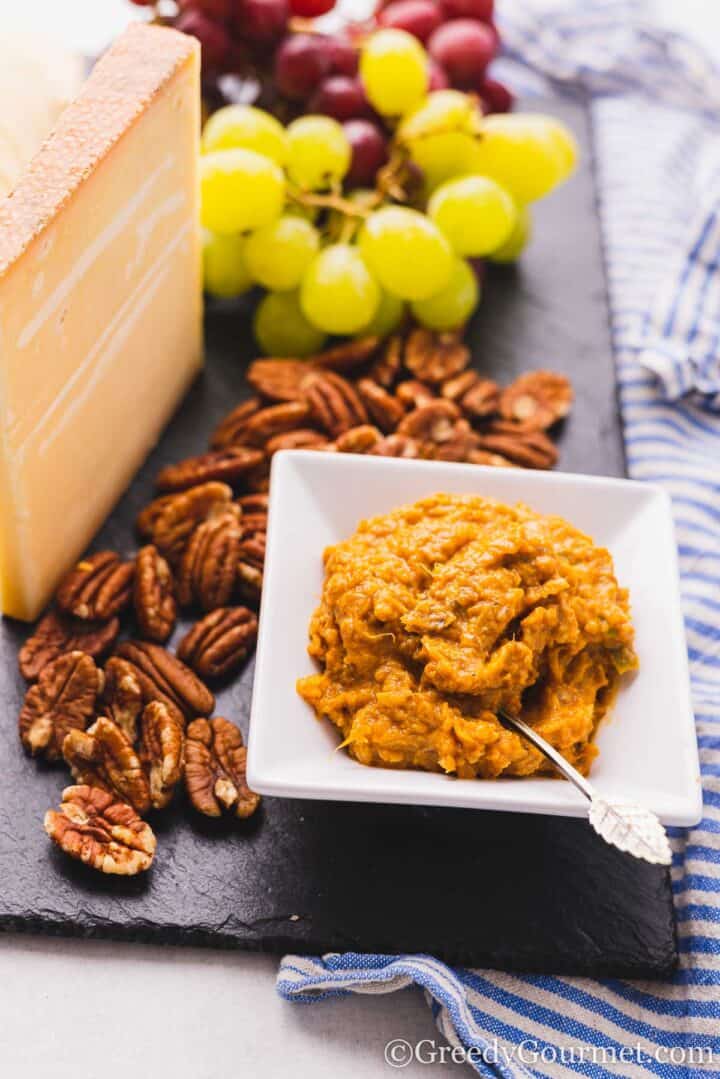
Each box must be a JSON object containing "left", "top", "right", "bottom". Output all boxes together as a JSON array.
[
  {"left": 20, "top": 493, "right": 266, "bottom": 875},
  {"left": 233, "top": 327, "right": 573, "bottom": 470},
  {"left": 19, "top": 325, "right": 572, "bottom": 878}
]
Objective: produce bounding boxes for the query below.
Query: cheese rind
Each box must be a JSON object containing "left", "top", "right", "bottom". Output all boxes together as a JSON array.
[{"left": 0, "top": 24, "right": 203, "bottom": 620}]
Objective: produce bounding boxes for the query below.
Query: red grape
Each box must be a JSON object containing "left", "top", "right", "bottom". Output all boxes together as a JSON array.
[
  {"left": 177, "top": 0, "right": 234, "bottom": 18},
  {"left": 343, "top": 120, "right": 389, "bottom": 186},
  {"left": 328, "top": 36, "right": 359, "bottom": 77},
  {"left": 427, "top": 20, "right": 496, "bottom": 87},
  {"left": 235, "top": 0, "right": 288, "bottom": 44},
  {"left": 128, "top": 0, "right": 155, "bottom": 6},
  {"left": 479, "top": 77, "right": 513, "bottom": 113},
  {"left": 427, "top": 58, "right": 449, "bottom": 90},
  {"left": 274, "top": 33, "right": 333, "bottom": 99},
  {"left": 175, "top": 11, "right": 231, "bottom": 70},
  {"left": 377, "top": 0, "right": 442, "bottom": 43},
  {"left": 310, "top": 76, "right": 372, "bottom": 121},
  {"left": 439, "top": 0, "right": 493, "bottom": 20},
  {"left": 290, "top": 0, "right": 336, "bottom": 13}
]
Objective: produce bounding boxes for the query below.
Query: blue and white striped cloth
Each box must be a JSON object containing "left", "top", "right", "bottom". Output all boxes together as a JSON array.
[{"left": 277, "top": 3, "right": 720, "bottom": 1072}]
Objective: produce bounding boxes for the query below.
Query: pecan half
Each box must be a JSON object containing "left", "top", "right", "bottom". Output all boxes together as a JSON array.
[
  {"left": 301, "top": 371, "right": 368, "bottom": 437},
  {"left": 209, "top": 397, "right": 262, "bottom": 450},
  {"left": 397, "top": 400, "right": 461, "bottom": 443},
  {"left": 441, "top": 370, "right": 479, "bottom": 403},
  {"left": 477, "top": 422, "right": 559, "bottom": 469},
  {"left": 63, "top": 717, "right": 151, "bottom": 816},
  {"left": 395, "top": 380, "right": 436, "bottom": 409},
  {"left": 311, "top": 336, "right": 379, "bottom": 372},
  {"left": 460, "top": 378, "right": 501, "bottom": 419},
  {"left": 185, "top": 717, "right": 260, "bottom": 819},
  {"left": 56, "top": 551, "right": 134, "bottom": 622},
  {"left": 237, "top": 494, "right": 268, "bottom": 538},
  {"left": 139, "top": 701, "right": 185, "bottom": 810},
  {"left": 370, "top": 433, "right": 422, "bottom": 458},
  {"left": 155, "top": 446, "right": 264, "bottom": 493},
  {"left": 264, "top": 428, "right": 329, "bottom": 455},
  {"left": 115, "top": 641, "right": 214, "bottom": 720},
  {"left": 356, "top": 379, "right": 406, "bottom": 433},
  {"left": 19, "top": 651, "right": 103, "bottom": 760},
  {"left": 177, "top": 509, "right": 242, "bottom": 611},
  {"left": 134, "top": 545, "right": 177, "bottom": 644},
  {"left": 368, "top": 334, "right": 403, "bottom": 388},
  {"left": 237, "top": 493, "right": 268, "bottom": 516},
  {"left": 19, "top": 610, "right": 119, "bottom": 682},
  {"left": 101, "top": 657, "right": 144, "bottom": 743},
  {"left": 44, "top": 785, "right": 156, "bottom": 875},
  {"left": 427, "top": 418, "right": 480, "bottom": 462},
  {"left": 142, "top": 482, "right": 233, "bottom": 565},
  {"left": 246, "top": 360, "right": 309, "bottom": 402},
  {"left": 237, "top": 536, "right": 265, "bottom": 605},
  {"left": 177, "top": 607, "right": 258, "bottom": 681},
  {"left": 136, "top": 494, "right": 176, "bottom": 542},
  {"left": 404, "top": 328, "right": 470, "bottom": 384},
  {"left": 499, "top": 371, "right": 573, "bottom": 430},
  {"left": 335, "top": 425, "right": 383, "bottom": 454},
  {"left": 245, "top": 458, "right": 271, "bottom": 494},
  {"left": 241, "top": 401, "right": 311, "bottom": 447}
]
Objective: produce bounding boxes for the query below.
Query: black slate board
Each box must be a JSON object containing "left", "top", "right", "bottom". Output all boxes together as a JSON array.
[{"left": 0, "top": 99, "right": 675, "bottom": 977}]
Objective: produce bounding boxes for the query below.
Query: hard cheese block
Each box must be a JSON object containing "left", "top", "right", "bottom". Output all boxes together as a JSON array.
[{"left": 0, "top": 23, "right": 202, "bottom": 621}]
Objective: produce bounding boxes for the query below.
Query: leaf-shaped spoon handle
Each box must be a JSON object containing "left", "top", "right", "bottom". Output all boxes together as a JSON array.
[{"left": 499, "top": 710, "right": 672, "bottom": 866}]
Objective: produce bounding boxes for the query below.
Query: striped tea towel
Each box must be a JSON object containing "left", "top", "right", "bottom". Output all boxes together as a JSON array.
[{"left": 278, "top": 2, "right": 720, "bottom": 1073}]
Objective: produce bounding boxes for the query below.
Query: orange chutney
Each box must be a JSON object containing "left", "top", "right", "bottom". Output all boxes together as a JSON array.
[{"left": 297, "top": 493, "right": 638, "bottom": 779}]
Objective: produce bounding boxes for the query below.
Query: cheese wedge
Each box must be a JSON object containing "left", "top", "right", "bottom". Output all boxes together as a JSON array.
[{"left": 0, "top": 23, "right": 202, "bottom": 621}]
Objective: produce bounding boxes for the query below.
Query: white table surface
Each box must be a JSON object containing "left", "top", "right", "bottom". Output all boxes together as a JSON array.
[{"left": 3, "top": 3, "right": 719, "bottom": 1076}]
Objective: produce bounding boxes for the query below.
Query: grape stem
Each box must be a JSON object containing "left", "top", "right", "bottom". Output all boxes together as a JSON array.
[{"left": 287, "top": 186, "right": 373, "bottom": 218}]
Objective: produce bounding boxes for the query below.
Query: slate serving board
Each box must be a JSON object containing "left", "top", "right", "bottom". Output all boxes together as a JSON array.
[{"left": 0, "top": 99, "right": 676, "bottom": 977}]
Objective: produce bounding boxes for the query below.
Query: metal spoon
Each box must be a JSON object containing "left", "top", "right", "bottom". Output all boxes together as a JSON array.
[{"left": 499, "top": 710, "right": 672, "bottom": 866}]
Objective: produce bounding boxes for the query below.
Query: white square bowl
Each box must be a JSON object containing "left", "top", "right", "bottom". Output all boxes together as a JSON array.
[{"left": 247, "top": 451, "right": 702, "bottom": 826}]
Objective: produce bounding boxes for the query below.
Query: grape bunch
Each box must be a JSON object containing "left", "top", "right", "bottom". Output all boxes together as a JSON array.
[
  {"left": 200, "top": 22, "right": 577, "bottom": 356},
  {"left": 132, "top": 0, "right": 512, "bottom": 137}
]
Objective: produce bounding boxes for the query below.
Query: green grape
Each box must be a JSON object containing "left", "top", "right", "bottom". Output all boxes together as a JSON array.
[
  {"left": 399, "top": 90, "right": 481, "bottom": 142},
  {"left": 201, "top": 104, "right": 288, "bottom": 166},
  {"left": 359, "top": 29, "right": 428, "bottom": 117},
  {"left": 409, "top": 132, "right": 483, "bottom": 194},
  {"left": 489, "top": 204, "right": 532, "bottom": 263},
  {"left": 286, "top": 116, "right": 351, "bottom": 191},
  {"left": 359, "top": 206, "right": 453, "bottom": 301},
  {"left": 411, "top": 257, "right": 479, "bottom": 331},
  {"left": 254, "top": 291, "right": 326, "bottom": 357},
  {"left": 398, "top": 90, "right": 483, "bottom": 192},
  {"left": 200, "top": 149, "right": 285, "bottom": 234},
  {"left": 202, "top": 229, "right": 253, "bottom": 298},
  {"left": 428, "top": 175, "right": 516, "bottom": 256},
  {"left": 244, "top": 216, "right": 320, "bottom": 291},
  {"left": 357, "top": 289, "right": 405, "bottom": 337},
  {"left": 468, "top": 114, "right": 564, "bottom": 203},
  {"left": 522, "top": 114, "right": 578, "bottom": 181},
  {"left": 300, "top": 244, "right": 380, "bottom": 335}
]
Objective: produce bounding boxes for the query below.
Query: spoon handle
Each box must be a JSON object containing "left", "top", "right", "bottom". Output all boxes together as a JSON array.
[{"left": 498, "top": 710, "right": 596, "bottom": 802}]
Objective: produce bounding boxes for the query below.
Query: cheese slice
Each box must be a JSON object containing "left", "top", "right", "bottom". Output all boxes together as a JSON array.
[{"left": 0, "top": 23, "right": 202, "bottom": 621}]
